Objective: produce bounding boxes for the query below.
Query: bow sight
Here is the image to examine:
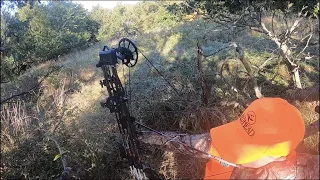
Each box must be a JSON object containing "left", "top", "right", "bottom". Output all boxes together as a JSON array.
[{"left": 96, "top": 38, "right": 138, "bottom": 67}]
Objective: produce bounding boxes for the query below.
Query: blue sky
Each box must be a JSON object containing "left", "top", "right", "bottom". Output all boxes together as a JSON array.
[
  {"left": 1, "top": 1, "right": 140, "bottom": 15},
  {"left": 74, "top": 1, "right": 140, "bottom": 11}
]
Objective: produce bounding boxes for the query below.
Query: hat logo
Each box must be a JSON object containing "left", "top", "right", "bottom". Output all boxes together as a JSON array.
[{"left": 240, "top": 111, "right": 256, "bottom": 136}]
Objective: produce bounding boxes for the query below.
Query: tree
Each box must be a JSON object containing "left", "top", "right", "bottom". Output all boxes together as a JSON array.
[
  {"left": 1, "top": 1, "right": 100, "bottom": 82},
  {"left": 89, "top": 1, "right": 179, "bottom": 41},
  {"left": 169, "top": 0, "right": 319, "bottom": 89}
]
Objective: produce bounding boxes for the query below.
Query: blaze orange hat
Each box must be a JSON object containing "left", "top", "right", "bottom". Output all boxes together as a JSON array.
[{"left": 209, "top": 98, "right": 305, "bottom": 165}]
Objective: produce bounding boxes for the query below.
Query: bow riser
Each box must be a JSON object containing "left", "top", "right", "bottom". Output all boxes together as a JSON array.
[{"left": 97, "top": 39, "right": 149, "bottom": 179}]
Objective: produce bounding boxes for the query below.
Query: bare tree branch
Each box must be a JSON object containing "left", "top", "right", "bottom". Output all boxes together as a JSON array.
[
  {"left": 202, "top": 46, "right": 229, "bottom": 58},
  {"left": 0, "top": 65, "right": 63, "bottom": 104},
  {"left": 296, "top": 33, "right": 313, "bottom": 58},
  {"left": 197, "top": 41, "right": 207, "bottom": 105},
  {"left": 219, "top": 59, "right": 248, "bottom": 109},
  {"left": 249, "top": 26, "right": 267, "bottom": 34},
  {"left": 258, "top": 57, "right": 274, "bottom": 70},
  {"left": 231, "top": 43, "right": 264, "bottom": 99},
  {"left": 271, "top": 11, "right": 275, "bottom": 35},
  {"left": 260, "top": 21, "right": 303, "bottom": 89},
  {"left": 286, "top": 6, "right": 308, "bottom": 38}
]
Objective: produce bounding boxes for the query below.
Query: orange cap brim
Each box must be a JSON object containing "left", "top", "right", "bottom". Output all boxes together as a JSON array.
[{"left": 209, "top": 120, "right": 293, "bottom": 164}]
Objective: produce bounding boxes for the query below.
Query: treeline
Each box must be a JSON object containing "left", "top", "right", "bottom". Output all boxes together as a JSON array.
[
  {"left": 90, "top": 1, "right": 179, "bottom": 40},
  {"left": 0, "top": 0, "right": 178, "bottom": 83}
]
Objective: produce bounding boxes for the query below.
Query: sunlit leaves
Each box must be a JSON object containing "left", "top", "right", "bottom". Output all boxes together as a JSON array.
[
  {"left": 53, "top": 151, "right": 69, "bottom": 161},
  {"left": 1, "top": 1, "right": 99, "bottom": 82}
]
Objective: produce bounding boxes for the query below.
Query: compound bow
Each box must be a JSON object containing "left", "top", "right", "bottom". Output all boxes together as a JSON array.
[
  {"left": 96, "top": 38, "right": 152, "bottom": 179},
  {"left": 96, "top": 38, "right": 238, "bottom": 180}
]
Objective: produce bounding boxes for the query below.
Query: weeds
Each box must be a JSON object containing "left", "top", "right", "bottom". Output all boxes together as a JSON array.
[{"left": 1, "top": 16, "right": 319, "bottom": 179}]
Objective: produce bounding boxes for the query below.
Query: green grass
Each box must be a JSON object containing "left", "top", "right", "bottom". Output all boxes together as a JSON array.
[{"left": 1, "top": 17, "right": 319, "bottom": 179}]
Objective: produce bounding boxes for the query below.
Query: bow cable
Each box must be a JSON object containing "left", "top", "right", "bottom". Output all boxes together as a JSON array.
[
  {"left": 132, "top": 46, "right": 238, "bottom": 168},
  {"left": 137, "top": 48, "right": 182, "bottom": 97},
  {"left": 97, "top": 38, "right": 238, "bottom": 180}
]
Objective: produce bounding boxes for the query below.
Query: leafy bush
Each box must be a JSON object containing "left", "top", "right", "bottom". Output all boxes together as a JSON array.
[{"left": 1, "top": 1, "right": 99, "bottom": 82}]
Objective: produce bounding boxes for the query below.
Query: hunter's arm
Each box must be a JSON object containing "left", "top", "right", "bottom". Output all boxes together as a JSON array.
[
  {"left": 138, "top": 131, "right": 211, "bottom": 158},
  {"left": 230, "top": 153, "right": 319, "bottom": 179}
]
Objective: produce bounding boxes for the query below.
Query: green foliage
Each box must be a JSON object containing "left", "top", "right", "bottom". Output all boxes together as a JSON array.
[
  {"left": 314, "top": 2, "right": 319, "bottom": 17},
  {"left": 0, "top": 0, "right": 40, "bottom": 9},
  {"left": 53, "top": 151, "right": 69, "bottom": 161},
  {"left": 1, "top": 1, "right": 181, "bottom": 83},
  {"left": 169, "top": 0, "right": 318, "bottom": 18},
  {"left": 1, "top": 1, "right": 99, "bottom": 83},
  {"left": 1, "top": 1, "right": 318, "bottom": 179},
  {"left": 89, "top": 1, "right": 180, "bottom": 41}
]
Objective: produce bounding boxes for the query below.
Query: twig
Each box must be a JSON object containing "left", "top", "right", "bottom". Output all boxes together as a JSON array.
[
  {"left": 48, "top": 134, "right": 71, "bottom": 180},
  {"left": 249, "top": 26, "right": 266, "bottom": 34},
  {"left": 231, "top": 43, "right": 264, "bottom": 99},
  {"left": 296, "top": 33, "right": 313, "bottom": 58},
  {"left": 219, "top": 59, "right": 248, "bottom": 109},
  {"left": 284, "top": 6, "right": 308, "bottom": 39},
  {"left": 197, "top": 42, "right": 207, "bottom": 105},
  {"left": 0, "top": 66, "right": 63, "bottom": 104},
  {"left": 258, "top": 57, "right": 274, "bottom": 70},
  {"left": 52, "top": 110, "right": 67, "bottom": 133},
  {"left": 219, "top": 60, "right": 239, "bottom": 93},
  {"left": 261, "top": 23, "right": 297, "bottom": 66},
  {"left": 271, "top": 10, "right": 275, "bottom": 35},
  {"left": 203, "top": 46, "right": 229, "bottom": 58},
  {"left": 283, "top": 11, "right": 289, "bottom": 32},
  {"left": 32, "top": 116, "right": 71, "bottom": 180}
]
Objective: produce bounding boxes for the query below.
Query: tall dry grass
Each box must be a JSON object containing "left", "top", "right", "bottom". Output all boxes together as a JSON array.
[
  {"left": 1, "top": 15, "right": 319, "bottom": 179},
  {"left": 1, "top": 100, "right": 31, "bottom": 152}
]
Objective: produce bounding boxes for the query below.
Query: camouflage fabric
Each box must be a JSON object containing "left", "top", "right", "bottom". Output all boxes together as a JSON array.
[{"left": 230, "top": 153, "right": 319, "bottom": 179}]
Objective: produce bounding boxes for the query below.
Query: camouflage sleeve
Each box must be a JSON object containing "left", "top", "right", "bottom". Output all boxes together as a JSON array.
[{"left": 230, "top": 153, "right": 319, "bottom": 179}]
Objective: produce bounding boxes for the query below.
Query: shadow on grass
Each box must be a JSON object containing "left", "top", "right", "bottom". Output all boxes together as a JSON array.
[
  {"left": 3, "top": 20, "right": 318, "bottom": 180},
  {"left": 116, "top": 22, "right": 318, "bottom": 178},
  {"left": 2, "top": 132, "right": 64, "bottom": 179}
]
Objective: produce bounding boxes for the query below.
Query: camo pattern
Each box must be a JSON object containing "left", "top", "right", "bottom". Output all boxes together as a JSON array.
[{"left": 230, "top": 153, "right": 319, "bottom": 179}]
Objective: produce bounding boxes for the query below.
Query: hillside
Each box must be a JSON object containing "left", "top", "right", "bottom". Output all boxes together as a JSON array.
[{"left": 1, "top": 1, "right": 319, "bottom": 179}]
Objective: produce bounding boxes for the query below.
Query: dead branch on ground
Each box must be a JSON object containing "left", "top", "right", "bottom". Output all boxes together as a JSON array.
[
  {"left": 304, "top": 120, "right": 319, "bottom": 139},
  {"left": 47, "top": 134, "right": 71, "bottom": 179},
  {"left": 0, "top": 65, "right": 63, "bottom": 105},
  {"left": 138, "top": 130, "right": 211, "bottom": 159},
  {"left": 285, "top": 84, "right": 319, "bottom": 102}
]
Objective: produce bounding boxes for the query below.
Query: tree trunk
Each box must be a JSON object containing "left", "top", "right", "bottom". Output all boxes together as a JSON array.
[
  {"left": 197, "top": 43, "right": 212, "bottom": 105},
  {"left": 260, "top": 23, "right": 302, "bottom": 89},
  {"left": 293, "top": 69, "right": 302, "bottom": 88},
  {"left": 233, "top": 43, "right": 264, "bottom": 99}
]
